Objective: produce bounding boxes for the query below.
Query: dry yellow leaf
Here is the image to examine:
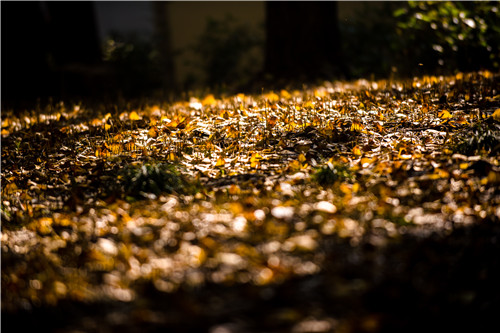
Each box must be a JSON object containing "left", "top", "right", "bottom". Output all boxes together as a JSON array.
[
  {"left": 216, "top": 157, "right": 226, "bottom": 167},
  {"left": 438, "top": 110, "right": 452, "bottom": 119},
  {"left": 148, "top": 127, "right": 158, "bottom": 138},
  {"left": 202, "top": 94, "right": 216, "bottom": 106},
  {"left": 228, "top": 184, "right": 241, "bottom": 195},
  {"left": 168, "top": 151, "right": 178, "bottom": 161},
  {"left": 129, "top": 111, "right": 141, "bottom": 121},
  {"left": 492, "top": 108, "right": 500, "bottom": 122},
  {"left": 352, "top": 146, "right": 362, "bottom": 156},
  {"left": 280, "top": 89, "right": 291, "bottom": 99},
  {"left": 351, "top": 120, "right": 365, "bottom": 132}
]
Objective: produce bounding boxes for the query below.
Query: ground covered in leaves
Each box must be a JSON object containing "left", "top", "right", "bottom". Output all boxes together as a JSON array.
[{"left": 2, "top": 71, "right": 500, "bottom": 332}]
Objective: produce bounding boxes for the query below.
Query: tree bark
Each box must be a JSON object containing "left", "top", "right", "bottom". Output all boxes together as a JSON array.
[{"left": 153, "top": 2, "right": 177, "bottom": 97}]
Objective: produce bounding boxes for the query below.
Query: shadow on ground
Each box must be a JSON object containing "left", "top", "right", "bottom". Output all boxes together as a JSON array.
[{"left": 3, "top": 219, "right": 500, "bottom": 333}]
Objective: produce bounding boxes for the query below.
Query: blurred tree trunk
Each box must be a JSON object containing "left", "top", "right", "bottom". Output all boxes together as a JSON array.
[
  {"left": 1, "top": 1, "right": 103, "bottom": 107},
  {"left": 153, "top": 2, "right": 177, "bottom": 97},
  {"left": 1, "top": 2, "right": 51, "bottom": 108},
  {"left": 264, "top": 1, "right": 348, "bottom": 82}
]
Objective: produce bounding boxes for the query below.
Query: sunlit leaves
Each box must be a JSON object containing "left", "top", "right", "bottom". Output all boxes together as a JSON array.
[
  {"left": 438, "top": 109, "right": 452, "bottom": 120},
  {"left": 129, "top": 111, "right": 141, "bottom": 121},
  {"left": 492, "top": 108, "right": 500, "bottom": 122},
  {"left": 148, "top": 127, "right": 158, "bottom": 138},
  {"left": 250, "top": 152, "right": 263, "bottom": 169},
  {"left": 215, "top": 157, "right": 226, "bottom": 167},
  {"left": 1, "top": 70, "right": 499, "bottom": 316},
  {"left": 352, "top": 146, "right": 363, "bottom": 156}
]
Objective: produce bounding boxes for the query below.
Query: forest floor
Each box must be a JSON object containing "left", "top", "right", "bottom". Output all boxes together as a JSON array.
[{"left": 2, "top": 71, "right": 500, "bottom": 332}]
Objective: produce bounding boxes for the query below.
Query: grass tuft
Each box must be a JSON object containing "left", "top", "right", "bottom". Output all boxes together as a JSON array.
[
  {"left": 452, "top": 121, "right": 500, "bottom": 156},
  {"left": 119, "top": 163, "right": 196, "bottom": 199},
  {"left": 313, "top": 162, "right": 353, "bottom": 186}
]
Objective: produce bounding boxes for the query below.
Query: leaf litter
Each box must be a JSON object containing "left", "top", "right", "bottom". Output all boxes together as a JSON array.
[{"left": 2, "top": 71, "right": 500, "bottom": 332}]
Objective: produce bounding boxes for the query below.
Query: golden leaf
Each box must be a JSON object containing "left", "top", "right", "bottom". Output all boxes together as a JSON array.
[
  {"left": 340, "top": 183, "right": 351, "bottom": 195},
  {"left": 168, "top": 151, "right": 178, "bottom": 161},
  {"left": 314, "top": 89, "right": 327, "bottom": 98},
  {"left": 125, "top": 141, "right": 136, "bottom": 151},
  {"left": 438, "top": 110, "right": 452, "bottom": 119},
  {"left": 3, "top": 183, "right": 18, "bottom": 194},
  {"left": 202, "top": 94, "right": 216, "bottom": 106},
  {"left": 304, "top": 101, "right": 315, "bottom": 108},
  {"left": 148, "top": 127, "right": 158, "bottom": 138},
  {"left": 288, "top": 159, "right": 301, "bottom": 171},
  {"left": 265, "top": 92, "right": 280, "bottom": 102},
  {"left": 91, "top": 118, "right": 102, "bottom": 126},
  {"left": 129, "top": 111, "right": 141, "bottom": 121},
  {"left": 250, "top": 152, "right": 263, "bottom": 163},
  {"left": 351, "top": 120, "right": 365, "bottom": 132},
  {"left": 109, "top": 143, "right": 122, "bottom": 154},
  {"left": 352, "top": 146, "right": 362, "bottom": 156},
  {"left": 376, "top": 123, "right": 385, "bottom": 133},
  {"left": 226, "top": 125, "right": 239, "bottom": 139},
  {"left": 280, "top": 89, "right": 291, "bottom": 99},
  {"left": 492, "top": 108, "right": 500, "bottom": 122},
  {"left": 216, "top": 157, "right": 226, "bottom": 167},
  {"left": 228, "top": 184, "right": 241, "bottom": 196},
  {"left": 37, "top": 217, "right": 54, "bottom": 235}
]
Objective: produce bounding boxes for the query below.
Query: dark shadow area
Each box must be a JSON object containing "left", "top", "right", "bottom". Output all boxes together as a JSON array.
[
  {"left": 3, "top": 2, "right": 499, "bottom": 111},
  {"left": 3, "top": 219, "right": 499, "bottom": 333},
  {"left": 1, "top": 2, "right": 107, "bottom": 109}
]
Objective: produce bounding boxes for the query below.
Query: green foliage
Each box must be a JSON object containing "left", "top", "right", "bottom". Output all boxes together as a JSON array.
[
  {"left": 119, "top": 163, "right": 195, "bottom": 199},
  {"left": 453, "top": 121, "right": 500, "bottom": 156},
  {"left": 341, "top": 1, "right": 500, "bottom": 79},
  {"left": 394, "top": 1, "right": 500, "bottom": 74},
  {"left": 313, "top": 162, "right": 353, "bottom": 186}
]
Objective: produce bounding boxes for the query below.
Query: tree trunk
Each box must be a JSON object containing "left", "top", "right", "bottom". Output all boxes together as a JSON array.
[
  {"left": 1, "top": 1, "right": 103, "bottom": 106},
  {"left": 153, "top": 2, "right": 177, "bottom": 97}
]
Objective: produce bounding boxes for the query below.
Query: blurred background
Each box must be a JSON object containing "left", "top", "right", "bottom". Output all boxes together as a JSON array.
[{"left": 2, "top": 1, "right": 499, "bottom": 108}]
